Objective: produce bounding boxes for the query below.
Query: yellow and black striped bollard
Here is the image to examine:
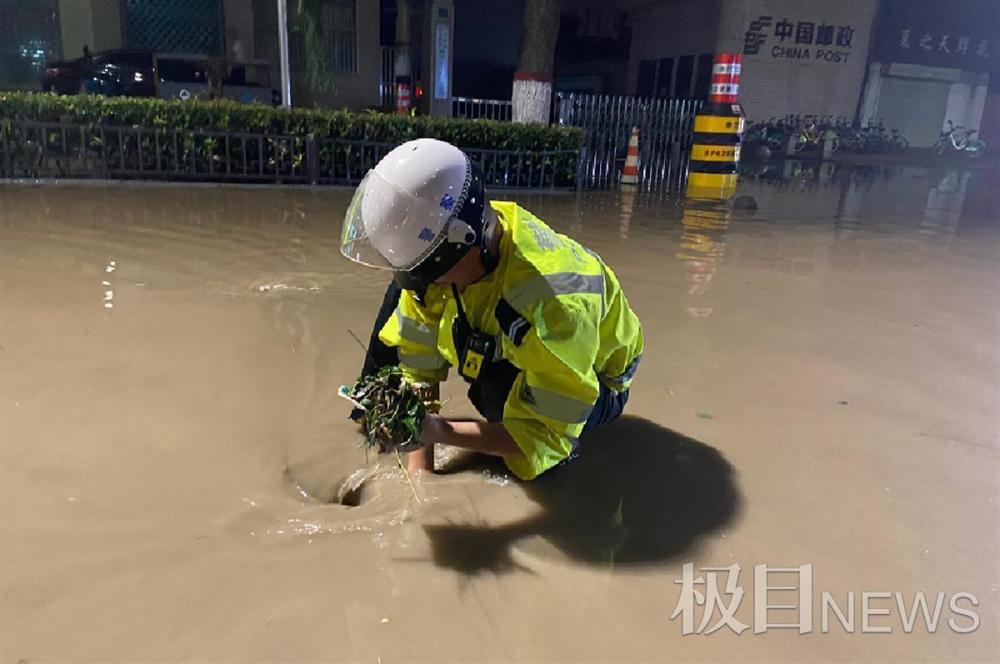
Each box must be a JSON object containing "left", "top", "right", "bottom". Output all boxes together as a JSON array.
[{"left": 686, "top": 54, "right": 745, "bottom": 201}]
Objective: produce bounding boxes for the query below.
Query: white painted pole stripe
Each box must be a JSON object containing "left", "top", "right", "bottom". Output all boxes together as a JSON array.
[
  {"left": 710, "top": 83, "right": 740, "bottom": 94},
  {"left": 712, "top": 63, "right": 742, "bottom": 75}
]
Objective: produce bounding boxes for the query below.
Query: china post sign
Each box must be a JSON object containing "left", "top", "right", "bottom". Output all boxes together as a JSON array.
[{"left": 743, "top": 16, "right": 857, "bottom": 63}]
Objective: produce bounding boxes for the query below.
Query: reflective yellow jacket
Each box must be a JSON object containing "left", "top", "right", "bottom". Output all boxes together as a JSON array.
[{"left": 378, "top": 201, "right": 644, "bottom": 480}]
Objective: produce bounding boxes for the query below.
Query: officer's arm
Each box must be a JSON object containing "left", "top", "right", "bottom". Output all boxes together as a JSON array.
[
  {"left": 376, "top": 291, "right": 448, "bottom": 475},
  {"left": 377, "top": 290, "right": 449, "bottom": 385},
  {"left": 419, "top": 415, "right": 523, "bottom": 457},
  {"left": 501, "top": 297, "right": 601, "bottom": 479}
]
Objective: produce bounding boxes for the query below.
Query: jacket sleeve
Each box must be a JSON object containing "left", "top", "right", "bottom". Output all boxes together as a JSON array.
[
  {"left": 501, "top": 297, "right": 601, "bottom": 480},
  {"left": 377, "top": 290, "right": 449, "bottom": 384}
]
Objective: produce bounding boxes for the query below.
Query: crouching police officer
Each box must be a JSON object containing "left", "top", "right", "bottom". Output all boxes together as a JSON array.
[{"left": 341, "top": 138, "right": 643, "bottom": 480}]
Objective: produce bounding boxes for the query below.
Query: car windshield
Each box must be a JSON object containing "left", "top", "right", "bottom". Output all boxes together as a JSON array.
[
  {"left": 157, "top": 58, "right": 209, "bottom": 83},
  {"left": 98, "top": 52, "right": 152, "bottom": 69},
  {"left": 223, "top": 64, "right": 269, "bottom": 87}
]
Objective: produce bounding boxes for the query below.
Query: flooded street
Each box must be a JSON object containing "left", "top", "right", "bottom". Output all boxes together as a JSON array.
[{"left": 1, "top": 166, "right": 998, "bottom": 661}]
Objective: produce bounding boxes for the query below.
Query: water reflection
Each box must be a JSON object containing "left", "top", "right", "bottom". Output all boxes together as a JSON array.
[
  {"left": 675, "top": 204, "right": 731, "bottom": 318},
  {"left": 739, "top": 161, "right": 992, "bottom": 237},
  {"left": 618, "top": 186, "right": 637, "bottom": 239},
  {"left": 521, "top": 162, "right": 993, "bottom": 246},
  {"left": 102, "top": 259, "right": 117, "bottom": 309},
  {"left": 511, "top": 162, "right": 994, "bottom": 328}
]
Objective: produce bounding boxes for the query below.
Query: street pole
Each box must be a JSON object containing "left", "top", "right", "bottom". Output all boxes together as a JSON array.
[{"left": 277, "top": 0, "right": 292, "bottom": 107}]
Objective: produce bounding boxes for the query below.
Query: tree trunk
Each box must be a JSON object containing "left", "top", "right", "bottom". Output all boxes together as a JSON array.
[{"left": 512, "top": 0, "right": 560, "bottom": 124}]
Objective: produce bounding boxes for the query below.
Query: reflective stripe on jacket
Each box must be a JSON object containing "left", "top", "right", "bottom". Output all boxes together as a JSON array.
[{"left": 378, "top": 201, "right": 644, "bottom": 479}]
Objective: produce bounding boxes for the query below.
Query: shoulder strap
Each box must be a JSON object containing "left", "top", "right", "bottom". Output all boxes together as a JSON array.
[{"left": 494, "top": 297, "right": 531, "bottom": 346}]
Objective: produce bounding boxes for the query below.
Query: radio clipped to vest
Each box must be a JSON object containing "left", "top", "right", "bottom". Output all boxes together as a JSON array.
[
  {"left": 459, "top": 332, "right": 493, "bottom": 381},
  {"left": 448, "top": 284, "right": 522, "bottom": 422},
  {"left": 451, "top": 284, "right": 497, "bottom": 382}
]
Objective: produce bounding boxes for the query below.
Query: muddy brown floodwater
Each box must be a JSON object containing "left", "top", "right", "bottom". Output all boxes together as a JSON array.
[{"left": 1, "top": 165, "right": 998, "bottom": 662}]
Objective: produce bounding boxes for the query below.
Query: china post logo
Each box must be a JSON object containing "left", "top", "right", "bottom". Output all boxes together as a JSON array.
[{"left": 671, "top": 563, "right": 980, "bottom": 635}]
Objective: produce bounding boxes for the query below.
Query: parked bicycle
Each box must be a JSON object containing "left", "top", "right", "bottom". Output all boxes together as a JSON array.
[
  {"left": 744, "top": 116, "right": 795, "bottom": 153},
  {"left": 745, "top": 115, "right": 908, "bottom": 156},
  {"left": 933, "top": 120, "right": 986, "bottom": 158},
  {"left": 836, "top": 119, "right": 908, "bottom": 154},
  {"left": 792, "top": 118, "right": 839, "bottom": 153}
]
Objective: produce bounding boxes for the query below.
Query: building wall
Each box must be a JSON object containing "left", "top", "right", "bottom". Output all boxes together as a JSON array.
[
  {"left": 61, "top": 0, "right": 125, "bottom": 59},
  {"left": 942, "top": 72, "right": 990, "bottom": 135},
  {"left": 980, "top": 92, "right": 1000, "bottom": 145},
  {"left": 251, "top": 0, "right": 278, "bottom": 70},
  {"left": 223, "top": 0, "right": 255, "bottom": 59},
  {"left": 90, "top": 0, "right": 124, "bottom": 52},
  {"left": 626, "top": 0, "right": 723, "bottom": 96},
  {"left": 556, "top": 0, "right": 632, "bottom": 94},
  {"left": 251, "top": 0, "right": 380, "bottom": 110},
  {"left": 858, "top": 64, "right": 991, "bottom": 147},
  {"left": 628, "top": 0, "right": 722, "bottom": 72},
  {"left": 125, "top": 0, "right": 222, "bottom": 55},
  {"left": 859, "top": 0, "right": 995, "bottom": 147},
  {"left": 872, "top": 66, "right": 953, "bottom": 147},
  {"left": 292, "top": 0, "right": 381, "bottom": 109},
  {"left": 716, "top": 0, "right": 878, "bottom": 121},
  {"left": 58, "top": 0, "right": 93, "bottom": 60},
  {"left": 626, "top": 0, "right": 877, "bottom": 117}
]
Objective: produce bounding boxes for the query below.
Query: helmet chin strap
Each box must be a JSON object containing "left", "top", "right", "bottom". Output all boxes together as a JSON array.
[
  {"left": 478, "top": 208, "right": 500, "bottom": 275},
  {"left": 446, "top": 207, "right": 499, "bottom": 279}
]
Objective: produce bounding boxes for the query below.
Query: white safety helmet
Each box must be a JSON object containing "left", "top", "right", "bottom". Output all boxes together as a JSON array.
[{"left": 341, "top": 138, "right": 490, "bottom": 291}]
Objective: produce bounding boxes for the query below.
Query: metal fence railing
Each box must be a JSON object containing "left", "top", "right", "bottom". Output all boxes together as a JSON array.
[
  {"left": 310, "top": 139, "right": 576, "bottom": 189},
  {"left": 471, "top": 147, "right": 577, "bottom": 189},
  {"left": 379, "top": 46, "right": 422, "bottom": 112},
  {"left": 380, "top": 46, "right": 395, "bottom": 110},
  {"left": 1, "top": 121, "right": 310, "bottom": 182},
  {"left": 552, "top": 92, "right": 702, "bottom": 191},
  {"left": 1, "top": 120, "right": 581, "bottom": 191},
  {"left": 450, "top": 97, "right": 513, "bottom": 122}
]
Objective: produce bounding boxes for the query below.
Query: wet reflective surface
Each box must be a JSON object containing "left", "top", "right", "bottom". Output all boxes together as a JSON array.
[{"left": 1, "top": 166, "right": 998, "bottom": 661}]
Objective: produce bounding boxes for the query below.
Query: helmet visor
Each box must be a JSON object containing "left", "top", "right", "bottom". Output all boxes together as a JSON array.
[{"left": 340, "top": 170, "right": 454, "bottom": 272}]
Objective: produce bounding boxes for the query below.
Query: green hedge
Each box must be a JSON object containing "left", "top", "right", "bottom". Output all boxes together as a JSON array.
[{"left": 0, "top": 92, "right": 582, "bottom": 153}]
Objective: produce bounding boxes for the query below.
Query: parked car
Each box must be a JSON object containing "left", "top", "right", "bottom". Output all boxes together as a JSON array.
[
  {"left": 42, "top": 49, "right": 278, "bottom": 105},
  {"left": 145, "top": 53, "right": 212, "bottom": 101},
  {"left": 44, "top": 49, "right": 151, "bottom": 96},
  {"left": 220, "top": 60, "right": 280, "bottom": 106},
  {"left": 41, "top": 56, "right": 90, "bottom": 94}
]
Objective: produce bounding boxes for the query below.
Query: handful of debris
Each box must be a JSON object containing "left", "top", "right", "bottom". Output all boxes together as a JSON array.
[{"left": 340, "top": 366, "right": 428, "bottom": 454}]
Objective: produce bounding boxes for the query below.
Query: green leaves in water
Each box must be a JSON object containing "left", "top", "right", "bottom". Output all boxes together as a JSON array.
[{"left": 347, "top": 366, "right": 427, "bottom": 454}]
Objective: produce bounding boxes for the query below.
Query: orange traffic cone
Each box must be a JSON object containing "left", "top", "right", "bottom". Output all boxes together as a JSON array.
[{"left": 621, "top": 127, "right": 640, "bottom": 186}]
